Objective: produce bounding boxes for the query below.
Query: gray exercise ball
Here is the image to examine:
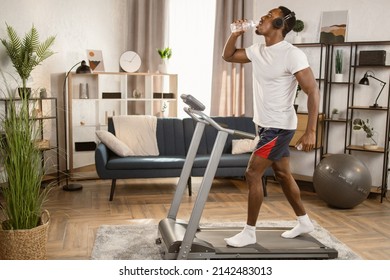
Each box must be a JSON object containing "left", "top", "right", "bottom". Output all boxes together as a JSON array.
[{"left": 313, "top": 154, "right": 371, "bottom": 209}]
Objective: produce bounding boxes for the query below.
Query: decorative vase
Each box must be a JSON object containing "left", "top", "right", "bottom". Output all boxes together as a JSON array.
[
  {"left": 158, "top": 60, "right": 169, "bottom": 74},
  {"left": 39, "top": 88, "right": 47, "bottom": 98},
  {"left": 17, "top": 87, "right": 32, "bottom": 99},
  {"left": 79, "top": 83, "right": 89, "bottom": 99},
  {"left": 293, "top": 34, "right": 302, "bottom": 44},
  {"left": 132, "top": 89, "right": 142, "bottom": 98},
  {"left": 334, "top": 73, "right": 343, "bottom": 83},
  {"left": 161, "top": 101, "right": 169, "bottom": 117},
  {"left": 363, "top": 131, "right": 378, "bottom": 150},
  {"left": 0, "top": 210, "right": 50, "bottom": 260}
]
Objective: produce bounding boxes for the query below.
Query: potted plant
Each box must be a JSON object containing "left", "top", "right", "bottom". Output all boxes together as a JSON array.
[
  {"left": 335, "top": 49, "right": 343, "bottom": 82},
  {"left": 292, "top": 19, "right": 304, "bottom": 43},
  {"left": 157, "top": 47, "right": 172, "bottom": 74},
  {"left": 161, "top": 100, "right": 169, "bottom": 117},
  {"left": 0, "top": 23, "right": 55, "bottom": 99},
  {"left": 331, "top": 108, "right": 339, "bottom": 120},
  {"left": 0, "top": 84, "right": 51, "bottom": 259},
  {"left": 353, "top": 118, "right": 378, "bottom": 150},
  {"left": 0, "top": 23, "right": 55, "bottom": 259}
]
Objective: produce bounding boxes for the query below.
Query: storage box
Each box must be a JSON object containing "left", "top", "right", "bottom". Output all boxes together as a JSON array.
[
  {"left": 358, "top": 50, "right": 386, "bottom": 66},
  {"left": 153, "top": 92, "right": 175, "bottom": 99},
  {"left": 289, "top": 113, "right": 324, "bottom": 148},
  {"left": 75, "top": 141, "right": 97, "bottom": 151},
  {"left": 102, "top": 92, "right": 121, "bottom": 99},
  {"left": 34, "top": 139, "right": 50, "bottom": 150}
]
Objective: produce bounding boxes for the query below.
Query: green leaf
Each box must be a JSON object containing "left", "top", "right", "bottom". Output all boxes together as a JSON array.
[
  {"left": 0, "top": 23, "right": 56, "bottom": 86},
  {"left": 157, "top": 47, "right": 172, "bottom": 59}
]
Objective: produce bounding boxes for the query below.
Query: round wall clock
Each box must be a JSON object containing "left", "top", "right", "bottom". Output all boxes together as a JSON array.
[{"left": 119, "top": 51, "right": 142, "bottom": 72}]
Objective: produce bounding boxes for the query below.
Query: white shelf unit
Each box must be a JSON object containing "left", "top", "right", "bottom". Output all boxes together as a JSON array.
[{"left": 67, "top": 72, "right": 178, "bottom": 176}]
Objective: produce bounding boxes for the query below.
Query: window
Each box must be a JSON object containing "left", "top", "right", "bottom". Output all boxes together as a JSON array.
[{"left": 169, "top": 0, "right": 216, "bottom": 117}]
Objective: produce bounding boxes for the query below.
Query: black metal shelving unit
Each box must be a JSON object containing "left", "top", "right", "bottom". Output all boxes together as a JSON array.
[
  {"left": 322, "top": 41, "right": 390, "bottom": 202},
  {"left": 0, "top": 97, "right": 60, "bottom": 185}
]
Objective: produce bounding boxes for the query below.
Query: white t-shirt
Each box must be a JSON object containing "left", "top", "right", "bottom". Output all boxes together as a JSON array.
[{"left": 245, "top": 40, "right": 309, "bottom": 129}]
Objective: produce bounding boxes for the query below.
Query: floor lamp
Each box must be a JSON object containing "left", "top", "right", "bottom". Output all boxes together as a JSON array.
[{"left": 62, "top": 60, "right": 91, "bottom": 191}]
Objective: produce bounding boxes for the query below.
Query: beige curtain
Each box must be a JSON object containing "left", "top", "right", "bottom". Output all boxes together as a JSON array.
[
  {"left": 210, "top": 0, "right": 253, "bottom": 117},
  {"left": 126, "top": 0, "right": 169, "bottom": 73}
]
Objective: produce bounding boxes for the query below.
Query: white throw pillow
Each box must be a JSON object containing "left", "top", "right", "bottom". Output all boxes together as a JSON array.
[
  {"left": 232, "top": 136, "right": 259, "bottom": 154},
  {"left": 96, "top": 130, "right": 132, "bottom": 157},
  {"left": 112, "top": 115, "right": 159, "bottom": 156}
]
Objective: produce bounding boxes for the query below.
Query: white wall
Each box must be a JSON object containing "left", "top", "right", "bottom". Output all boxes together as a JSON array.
[
  {"left": 169, "top": 0, "right": 216, "bottom": 118},
  {"left": 0, "top": 0, "right": 127, "bottom": 89},
  {"left": 253, "top": 0, "right": 390, "bottom": 44},
  {"left": 0, "top": 0, "right": 127, "bottom": 172}
]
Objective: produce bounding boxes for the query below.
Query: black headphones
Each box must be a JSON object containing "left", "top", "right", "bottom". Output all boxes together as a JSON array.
[{"left": 272, "top": 11, "right": 295, "bottom": 29}]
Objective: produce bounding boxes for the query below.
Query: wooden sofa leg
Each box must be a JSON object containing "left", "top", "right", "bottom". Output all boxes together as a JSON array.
[
  {"left": 187, "top": 177, "right": 192, "bottom": 196},
  {"left": 109, "top": 179, "right": 116, "bottom": 201}
]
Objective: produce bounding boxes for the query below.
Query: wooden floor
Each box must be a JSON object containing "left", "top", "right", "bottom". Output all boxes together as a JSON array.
[{"left": 11, "top": 177, "right": 390, "bottom": 259}]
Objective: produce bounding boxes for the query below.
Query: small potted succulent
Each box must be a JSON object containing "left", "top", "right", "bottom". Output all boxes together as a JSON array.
[
  {"left": 157, "top": 47, "right": 172, "bottom": 74},
  {"left": 331, "top": 108, "right": 339, "bottom": 120},
  {"left": 334, "top": 50, "right": 343, "bottom": 82}
]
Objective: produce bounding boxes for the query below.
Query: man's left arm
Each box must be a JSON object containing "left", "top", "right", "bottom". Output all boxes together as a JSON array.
[{"left": 294, "top": 67, "right": 320, "bottom": 152}]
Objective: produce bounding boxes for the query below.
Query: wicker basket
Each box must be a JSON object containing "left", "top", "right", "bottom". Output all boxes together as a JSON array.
[{"left": 0, "top": 210, "right": 50, "bottom": 260}]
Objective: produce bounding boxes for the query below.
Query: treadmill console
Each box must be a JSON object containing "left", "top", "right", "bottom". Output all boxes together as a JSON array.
[{"left": 181, "top": 94, "right": 206, "bottom": 111}]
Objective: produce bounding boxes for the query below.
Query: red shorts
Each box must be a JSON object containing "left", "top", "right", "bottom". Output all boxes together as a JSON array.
[{"left": 253, "top": 127, "right": 295, "bottom": 161}]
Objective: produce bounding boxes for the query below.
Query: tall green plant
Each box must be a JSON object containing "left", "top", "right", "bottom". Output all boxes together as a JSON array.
[
  {"left": 0, "top": 73, "right": 47, "bottom": 230},
  {"left": 335, "top": 50, "right": 343, "bottom": 74},
  {"left": 0, "top": 24, "right": 55, "bottom": 96}
]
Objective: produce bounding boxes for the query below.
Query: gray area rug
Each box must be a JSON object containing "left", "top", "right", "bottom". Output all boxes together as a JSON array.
[{"left": 91, "top": 220, "right": 361, "bottom": 260}]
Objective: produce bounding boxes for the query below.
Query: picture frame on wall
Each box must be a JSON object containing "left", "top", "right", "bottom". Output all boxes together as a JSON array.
[
  {"left": 87, "top": 49, "right": 105, "bottom": 72},
  {"left": 319, "top": 10, "right": 348, "bottom": 44}
]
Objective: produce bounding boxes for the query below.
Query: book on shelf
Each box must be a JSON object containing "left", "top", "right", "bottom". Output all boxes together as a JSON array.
[{"left": 153, "top": 92, "right": 175, "bottom": 99}]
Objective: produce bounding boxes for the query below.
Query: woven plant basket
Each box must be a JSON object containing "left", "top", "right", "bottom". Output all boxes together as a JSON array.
[{"left": 0, "top": 210, "right": 50, "bottom": 260}]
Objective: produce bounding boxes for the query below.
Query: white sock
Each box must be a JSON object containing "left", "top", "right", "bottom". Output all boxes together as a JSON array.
[
  {"left": 224, "top": 224, "right": 256, "bottom": 247},
  {"left": 281, "top": 214, "right": 314, "bottom": 239}
]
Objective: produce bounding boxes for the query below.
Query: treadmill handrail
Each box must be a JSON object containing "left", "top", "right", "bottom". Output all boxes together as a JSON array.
[{"left": 184, "top": 107, "right": 255, "bottom": 140}]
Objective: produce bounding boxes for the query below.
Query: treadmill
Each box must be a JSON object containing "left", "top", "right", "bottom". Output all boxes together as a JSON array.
[{"left": 157, "top": 94, "right": 338, "bottom": 260}]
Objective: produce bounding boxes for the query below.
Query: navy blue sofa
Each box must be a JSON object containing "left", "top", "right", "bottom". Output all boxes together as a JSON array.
[{"left": 95, "top": 117, "right": 256, "bottom": 201}]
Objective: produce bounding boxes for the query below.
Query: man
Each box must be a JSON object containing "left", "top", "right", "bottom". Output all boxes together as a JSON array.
[{"left": 222, "top": 6, "right": 320, "bottom": 247}]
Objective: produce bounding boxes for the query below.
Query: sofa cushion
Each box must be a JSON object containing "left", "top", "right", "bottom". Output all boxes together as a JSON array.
[
  {"left": 193, "top": 154, "right": 251, "bottom": 168},
  {"left": 156, "top": 118, "right": 186, "bottom": 156},
  {"left": 112, "top": 115, "right": 159, "bottom": 156},
  {"left": 106, "top": 155, "right": 186, "bottom": 170},
  {"left": 232, "top": 136, "right": 259, "bottom": 154},
  {"left": 108, "top": 117, "right": 186, "bottom": 156},
  {"left": 96, "top": 130, "right": 131, "bottom": 157}
]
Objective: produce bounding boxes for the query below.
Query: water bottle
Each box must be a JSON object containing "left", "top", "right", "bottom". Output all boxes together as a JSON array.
[{"left": 230, "top": 19, "right": 256, "bottom": 32}]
